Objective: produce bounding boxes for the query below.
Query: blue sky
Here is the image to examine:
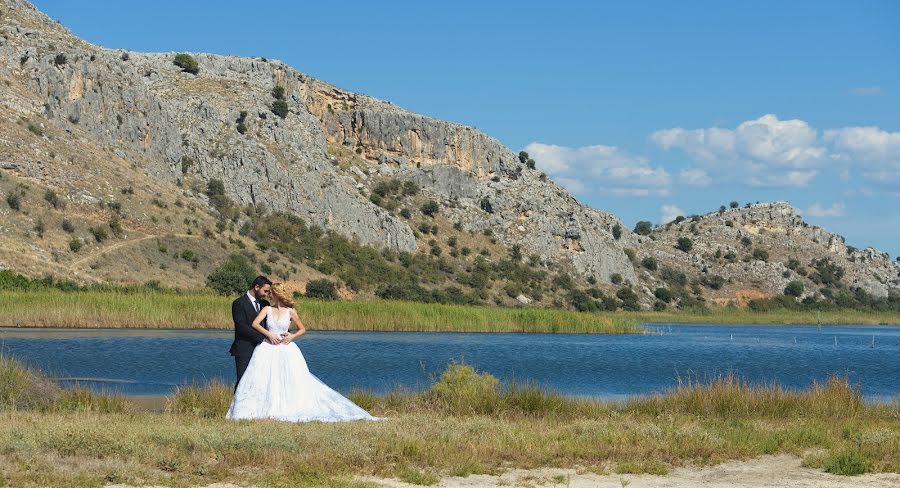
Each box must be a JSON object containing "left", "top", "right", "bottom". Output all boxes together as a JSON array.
[{"left": 33, "top": 0, "right": 900, "bottom": 257}]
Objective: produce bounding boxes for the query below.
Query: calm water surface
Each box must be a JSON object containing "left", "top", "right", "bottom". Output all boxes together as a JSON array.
[{"left": 1, "top": 324, "right": 898, "bottom": 400}]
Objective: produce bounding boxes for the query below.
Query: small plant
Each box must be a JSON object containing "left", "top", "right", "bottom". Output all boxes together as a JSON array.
[
  {"left": 399, "top": 208, "right": 412, "bottom": 219},
  {"left": 676, "top": 236, "right": 693, "bottom": 252},
  {"left": 752, "top": 248, "right": 769, "bottom": 262},
  {"left": 824, "top": 450, "right": 869, "bottom": 476},
  {"left": 27, "top": 123, "right": 43, "bottom": 136},
  {"left": 53, "top": 53, "right": 67, "bottom": 66},
  {"left": 306, "top": 279, "right": 338, "bottom": 300},
  {"left": 236, "top": 110, "right": 248, "bottom": 134},
  {"left": 33, "top": 219, "right": 45, "bottom": 238},
  {"left": 89, "top": 226, "right": 108, "bottom": 242},
  {"left": 633, "top": 220, "right": 652, "bottom": 236},
  {"left": 421, "top": 200, "right": 439, "bottom": 217},
  {"left": 641, "top": 256, "right": 658, "bottom": 271},
  {"left": 61, "top": 219, "right": 75, "bottom": 233},
  {"left": 173, "top": 53, "right": 199, "bottom": 74},
  {"left": 272, "top": 85, "right": 286, "bottom": 100},
  {"left": 6, "top": 192, "right": 21, "bottom": 211},
  {"left": 69, "top": 238, "right": 82, "bottom": 253},
  {"left": 612, "top": 223, "right": 622, "bottom": 240},
  {"left": 730, "top": 201, "right": 739, "bottom": 209},
  {"left": 784, "top": 280, "right": 804, "bottom": 297},
  {"left": 108, "top": 216, "right": 123, "bottom": 237},
  {"left": 610, "top": 273, "right": 623, "bottom": 285},
  {"left": 271, "top": 99, "right": 289, "bottom": 118}
]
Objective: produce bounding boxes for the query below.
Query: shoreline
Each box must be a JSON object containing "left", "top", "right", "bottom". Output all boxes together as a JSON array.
[{"left": 0, "top": 290, "right": 898, "bottom": 332}]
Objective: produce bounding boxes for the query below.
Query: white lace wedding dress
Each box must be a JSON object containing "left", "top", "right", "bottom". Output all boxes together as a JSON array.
[{"left": 226, "top": 308, "right": 376, "bottom": 422}]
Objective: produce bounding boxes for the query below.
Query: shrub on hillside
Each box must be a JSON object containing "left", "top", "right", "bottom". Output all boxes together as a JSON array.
[
  {"left": 272, "top": 100, "right": 289, "bottom": 118},
  {"left": 784, "top": 280, "right": 805, "bottom": 297},
  {"left": 676, "top": 237, "right": 693, "bottom": 252},
  {"left": 206, "top": 254, "right": 256, "bottom": 295},
  {"left": 6, "top": 193, "right": 21, "bottom": 211},
  {"left": 306, "top": 279, "right": 338, "bottom": 300},
  {"left": 641, "top": 256, "right": 658, "bottom": 271},
  {"left": 633, "top": 220, "right": 652, "bottom": 235},
  {"left": 173, "top": 53, "right": 199, "bottom": 74},
  {"left": 421, "top": 200, "right": 439, "bottom": 217},
  {"left": 612, "top": 223, "right": 622, "bottom": 240}
]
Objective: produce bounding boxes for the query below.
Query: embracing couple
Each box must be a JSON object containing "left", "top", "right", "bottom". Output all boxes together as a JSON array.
[{"left": 225, "top": 275, "right": 376, "bottom": 422}]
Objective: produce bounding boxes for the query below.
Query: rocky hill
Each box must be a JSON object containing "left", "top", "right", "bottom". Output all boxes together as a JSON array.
[{"left": 0, "top": 0, "right": 896, "bottom": 309}]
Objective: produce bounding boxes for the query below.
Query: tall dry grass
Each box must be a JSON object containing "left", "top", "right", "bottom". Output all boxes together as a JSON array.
[
  {"left": 0, "top": 290, "right": 641, "bottom": 333},
  {"left": 1, "top": 357, "right": 898, "bottom": 486}
]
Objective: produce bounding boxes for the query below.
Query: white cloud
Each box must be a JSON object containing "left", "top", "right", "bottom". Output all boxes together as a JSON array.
[
  {"left": 678, "top": 168, "right": 712, "bottom": 186},
  {"left": 749, "top": 170, "right": 818, "bottom": 187},
  {"left": 849, "top": 86, "right": 883, "bottom": 96},
  {"left": 824, "top": 126, "right": 900, "bottom": 164},
  {"left": 806, "top": 202, "right": 847, "bottom": 218},
  {"left": 525, "top": 142, "right": 671, "bottom": 197},
  {"left": 659, "top": 204, "right": 684, "bottom": 224},
  {"left": 650, "top": 114, "right": 826, "bottom": 173}
]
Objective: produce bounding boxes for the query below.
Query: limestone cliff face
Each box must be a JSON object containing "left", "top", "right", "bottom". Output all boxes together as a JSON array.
[
  {"left": 0, "top": 0, "right": 416, "bottom": 252},
  {"left": 0, "top": 0, "right": 895, "bottom": 298},
  {"left": 0, "top": 0, "right": 638, "bottom": 283}
]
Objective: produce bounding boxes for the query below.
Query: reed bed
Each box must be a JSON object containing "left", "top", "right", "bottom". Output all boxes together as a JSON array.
[
  {"left": 1, "top": 359, "right": 897, "bottom": 486},
  {"left": 0, "top": 290, "right": 641, "bottom": 333}
]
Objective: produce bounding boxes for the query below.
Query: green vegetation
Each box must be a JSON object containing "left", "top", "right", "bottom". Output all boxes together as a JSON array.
[
  {"left": 633, "top": 220, "right": 652, "bottom": 236},
  {"left": 0, "top": 360, "right": 897, "bottom": 486},
  {"left": 641, "top": 256, "right": 657, "bottom": 271},
  {"left": 235, "top": 110, "right": 248, "bottom": 134},
  {"left": 612, "top": 223, "right": 622, "bottom": 240},
  {"left": 676, "top": 236, "right": 693, "bottom": 252},
  {"left": 784, "top": 280, "right": 805, "bottom": 297},
  {"left": 206, "top": 254, "right": 256, "bottom": 295},
  {"left": 52, "top": 53, "right": 67, "bottom": 66},
  {"left": 0, "top": 287, "right": 640, "bottom": 333},
  {"left": 305, "top": 278, "right": 338, "bottom": 300},
  {"left": 173, "top": 53, "right": 199, "bottom": 74},
  {"left": 6, "top": 191, "right": 20, "bottom": 210},
  {"left": 272, "top": 99, "right": 289, "bottom": 118}
]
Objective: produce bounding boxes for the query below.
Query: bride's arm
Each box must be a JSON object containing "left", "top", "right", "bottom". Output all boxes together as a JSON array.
[
  {"left": 286, "top": 309, "right": 306, "bottom": 341},
  {"left": 252, "top": 306, "right": 281, "bottom": 344}
]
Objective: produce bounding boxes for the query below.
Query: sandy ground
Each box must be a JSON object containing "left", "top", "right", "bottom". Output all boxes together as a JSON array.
[
  {"left": 105, "top": 455, "right": 900, "bottom": 487},
  {"left": 361, "top": 455, "right": 900, "bottom": 488}
]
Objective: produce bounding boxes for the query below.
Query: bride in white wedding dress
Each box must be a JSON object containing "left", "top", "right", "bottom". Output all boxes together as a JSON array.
[{"left": 226, "top": 283, "right": 377, "bottom": 422}]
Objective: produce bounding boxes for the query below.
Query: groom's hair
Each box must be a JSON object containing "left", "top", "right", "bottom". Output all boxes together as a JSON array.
[{"left": 251, "top": 276, "right": 272, "bottom": 289}]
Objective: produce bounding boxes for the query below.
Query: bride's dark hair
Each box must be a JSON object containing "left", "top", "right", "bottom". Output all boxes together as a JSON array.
[{"left": 269, "top": 283, "right": 296, "bottom": 308}]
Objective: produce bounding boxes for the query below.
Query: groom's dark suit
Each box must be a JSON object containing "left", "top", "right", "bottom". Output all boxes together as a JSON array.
[{"left": 230, "top": 292, "right": 269, "bottom": 387}]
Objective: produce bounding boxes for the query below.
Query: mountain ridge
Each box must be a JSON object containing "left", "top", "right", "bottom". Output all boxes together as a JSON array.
[{"left": 0, "top": 0, "right": 896, "bottom": 308}]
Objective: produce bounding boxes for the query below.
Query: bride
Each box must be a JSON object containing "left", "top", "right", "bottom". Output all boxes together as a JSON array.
[{"left": 226, "top": 283, "right": 377, "bottom": 422}]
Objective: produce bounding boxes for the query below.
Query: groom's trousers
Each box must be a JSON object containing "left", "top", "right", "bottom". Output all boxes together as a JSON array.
[{"left": 234, "top": 355, "right": 253, "bottom": 392}]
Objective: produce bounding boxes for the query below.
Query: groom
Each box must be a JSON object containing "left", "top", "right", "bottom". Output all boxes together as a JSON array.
[{"left": 229, "top": 275, "right": 276, "bottom": 389}]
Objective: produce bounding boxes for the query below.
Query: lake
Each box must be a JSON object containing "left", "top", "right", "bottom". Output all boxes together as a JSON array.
[{"left": 1, "top": 324, "right": 898, "bottom": 401}]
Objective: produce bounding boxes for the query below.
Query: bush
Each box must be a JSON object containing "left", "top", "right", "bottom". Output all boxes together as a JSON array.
[
  {"left": 526, "top": 158, "right": 536, "bottom": 169},
  {"left": 306, "top": 279, "right": 339, "bottom": 300},
  {"left": 429, "top": 363, "right": 499, "bottom": 415},
  {"left": 53, "top": 53, "right": 67, "bottom": 66},
  {"left": 44, "top": 189, "right": 63, "bottom": 209},
  {"left": 784, "top": 280, "right": 804, "bottom": 297},
  {"left": 173, "top": 53, "right": 199, "bottom": 74},
  {"left": 399, "top": 208, "right": 412, "bottom": 219},
  {"left": 6, "top": 193, "right": 20, "bottom": 211},
  {"left": 272, "top": 99, "right": 289, "bottom": 118},
  {"left": 730, "top": 201, "right": 739, "bottom": 209},
  {"left": 68, "top": 238, "right": 82, "bottom": 253},
  {"left": 641, "top": 256, "right": 658, "bottom": 271},
  {"left": 612, "top": 223, "right": 622, "bottom": 240},
  {"left": 421, "top": 200, "right": 439, "bottom": 217},
  {"left": 633, "top": 221, "right": 652, "bottom": 235},
  {"left": 61, "top": 219, "right": 75, "bottom": 233},
  {"left": 752, "top": 248, "right": 769, "bottom": 262},
  {"left": 518, "top": 151, "right": 529, "bottom": 164},
  {"left": 654, "top": 287, "right": 672, "bottom": 303},
  {"left": 89, "top": 226, "right": 108, "bottom": 242},
  {"left": 824, "top": 450, "right": 869, "bottom": 476},
  {"left": 676, "top": 237, "right": 693, "bottom": 252},
  {"left": 206, "top": 254, "right": 256, "bottom": 294},
  {"left": 701, "top": 274, "right": 726, "bottom": 290},
  {"left": 272, "top": 85, "right": 285, "bottom": 100},
  {"left": 610, "top": 273, "right": 623, "bottom": 285}
]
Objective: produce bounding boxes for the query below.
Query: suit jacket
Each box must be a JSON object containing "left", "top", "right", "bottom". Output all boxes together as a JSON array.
[{"left": 229, "top": 293, "right": 270, "bottom": 357}]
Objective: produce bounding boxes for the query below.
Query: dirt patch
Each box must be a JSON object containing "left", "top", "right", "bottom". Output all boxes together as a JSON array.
[{"left": 362, "top": 455, "right": 900, "bottom": 488}]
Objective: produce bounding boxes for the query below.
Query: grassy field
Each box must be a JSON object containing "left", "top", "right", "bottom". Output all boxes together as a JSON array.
[
  {"left": 0, "top": 357, "right": 898, "bottom": 487},
  {"left": 0, "top": 290, "right": 898, "bottom": 335}
]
